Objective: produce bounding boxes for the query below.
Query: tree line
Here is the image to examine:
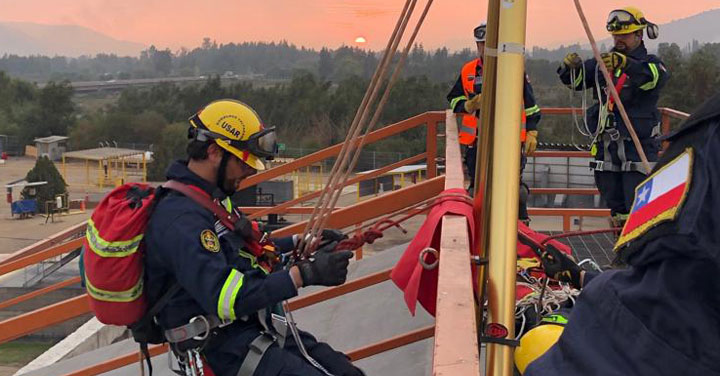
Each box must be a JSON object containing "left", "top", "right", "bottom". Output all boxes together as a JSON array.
[{"left": 1, "top": 41, "right": 719, "bottom": 180}]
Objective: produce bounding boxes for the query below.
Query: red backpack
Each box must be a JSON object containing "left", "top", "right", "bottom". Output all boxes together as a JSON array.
[
  {"left": 83, "top": 183, "right": 156, "bottom": 325},
  {"left": 82, "top": 180, "right": 256, "bottom": 325}
]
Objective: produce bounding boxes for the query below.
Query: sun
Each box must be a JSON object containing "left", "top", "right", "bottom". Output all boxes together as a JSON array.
[{"left": 355, "top": 36, "right": 367, "bottom": 44}]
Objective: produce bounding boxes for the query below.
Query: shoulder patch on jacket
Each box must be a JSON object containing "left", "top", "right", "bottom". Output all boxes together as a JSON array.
[
  {"left": 200, "top": 229, "right": 220, "bottom": 252},
  {"left": 615, "top": 149, "right": 693, "bottom": 250}
]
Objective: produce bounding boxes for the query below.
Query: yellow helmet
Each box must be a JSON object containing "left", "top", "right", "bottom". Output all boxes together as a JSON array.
[
  {"left": 188, "top": 99, "right": 277, "bottom": 171},
  {"left": 606, "top": 7, "right": 651, "bottom": 35},
  {"left": 514, "top": 323, "right": 564, "bottom": 374}
]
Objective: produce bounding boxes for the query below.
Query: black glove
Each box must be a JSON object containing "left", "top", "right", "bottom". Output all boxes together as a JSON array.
[
  {"left": 297, "top": 241, "right": 353, "bottom": 287},
  {"left": 540, "top": 244, "right": 583, "bottom": 288},
  {"left": 321, "top": 228, "right": 348, "bottom": 243}
]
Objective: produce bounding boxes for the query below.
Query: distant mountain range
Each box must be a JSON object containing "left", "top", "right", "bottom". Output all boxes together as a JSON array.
[
  {"left": 1, "top": 9, "right": 719, "bottom": 58},
  {"left": 592, "top": 8, "right": 720, "bottom": 51},
  {"left": 0, "top": 22, "right": 146, "bottom": 57}
]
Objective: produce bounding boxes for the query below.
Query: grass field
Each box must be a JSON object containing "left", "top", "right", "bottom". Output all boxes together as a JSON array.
[{"left": 0, "top": 341, "right": 55, "bottom": 366}]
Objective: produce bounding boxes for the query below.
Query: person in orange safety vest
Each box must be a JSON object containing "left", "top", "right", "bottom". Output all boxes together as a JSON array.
[{"left": 446, "top": 23, "right": 542, "bottom": 221}]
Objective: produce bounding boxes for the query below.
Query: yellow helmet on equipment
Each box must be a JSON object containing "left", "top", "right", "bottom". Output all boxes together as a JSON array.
[
  {"left": 188, "top": 99, "right": 277, "bottom": 171},
  {"left": 514, "top": 323, "right": 564, "bottom": 374}
]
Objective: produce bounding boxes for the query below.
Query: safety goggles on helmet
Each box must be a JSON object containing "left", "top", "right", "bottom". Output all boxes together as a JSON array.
[
  {"left": 188, "top": 116, "right": 278, "bottom": 160},
  {"left": 230, "top": 127, "right": 278, "bottom": 159},
  {"left": 606, "top": 9, "right": 644, "bottom": 32},
  {"left": 474, "top": 24, "right": 486, "bottom": 42}
]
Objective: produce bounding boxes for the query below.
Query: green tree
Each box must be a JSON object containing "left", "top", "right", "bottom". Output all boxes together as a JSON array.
[
  {"left": 37, "top": 81, "right": 75, "bottom": 135},
  {"left": 148, "top": 123, "right": 189, "bottom": 181},
  {"left": 22, "top": 156, "right": 68, "bottom": 213},
  {"left": 318, "top": 48, "right": 333, "bottom": 80}
]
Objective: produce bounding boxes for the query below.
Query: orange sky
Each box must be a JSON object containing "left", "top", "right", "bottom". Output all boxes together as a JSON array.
[{"left": 1, "top": 0, "right": 719, "bottom": 52}]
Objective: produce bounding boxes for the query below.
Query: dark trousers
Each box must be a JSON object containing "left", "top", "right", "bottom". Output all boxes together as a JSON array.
[
  {"left": 251, "top": 330, "right": 362, "bottom": 376},
  {"left": 594, "top": 171, "right": 646, "bottom": 216},
  {"left": 465, "top": 146, "right": 477, "bottom": 187},
  {"left": 464, "top": 146, "right": 529, "bottom": 220}
]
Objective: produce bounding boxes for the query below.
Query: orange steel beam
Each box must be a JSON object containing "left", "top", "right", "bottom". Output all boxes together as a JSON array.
[
  {"left": 0, "top": 238, "right": 83, "bottom": 277},
  {"left": 539, "top": 107, "right": 584, "bottom": 115},
  {"left": 660, "top": 107, "right": 690, "bottom": 120},
  {"left": 240, "top": 207, "right": 318, "bottom": 215},
  {"left": 0, "top": 276, "right": 82, "bottom": 311},
  {"left": 62, "top": 326, "right": 434, "bottom": 376},
  {"left": 62, "top": 344, "right": 168, "bottom": 376},
  {"left": 433, "top": 111, "right": 480, "bottom": 374},
  {"left": 0, "top": 222, "right": 86, "bottom": 265},
  {"left": 442, "top": 111, "right": 465, "bottom": 190},
  {"left": 529, "top": 188, "right": 599, "bottom": 195},
  {"left": 239, "top": 111, "right": 445, "bottom": 189},
  {"left": 426, "top": 120, "right": 438, "bottom": 178},
  {"left": 435, "top": 215, "right": 480, "bottom": 374},
  {"left": 0, "top": 294, "right": 90, "bottom": 344},
  {"left": 287, "top": 269, "right": 391, "bottom": 311},
  {"left": 659, "top": 108, "right": 690, "bottom": 150},
  {"left": 247, "top": 153, "right": 426, "bottom": 219},
  {"left": 528, "top": 208, "right": 610, "bottom": 217},
  {"left": 271, "top": 176, "right": 445, "bottom": 237},
  {"left": 347, "top": 325, "right": 435, "bottom": 361}
]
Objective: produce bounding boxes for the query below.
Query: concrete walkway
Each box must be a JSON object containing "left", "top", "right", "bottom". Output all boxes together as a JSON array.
[{"left": 18, "top": 244, "right": 435, "bottom": 376}]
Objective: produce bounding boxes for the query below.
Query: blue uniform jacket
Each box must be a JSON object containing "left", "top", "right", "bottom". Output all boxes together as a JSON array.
[
  {"left": 145, "top": 160, "right": 299, "bottom": 375},
  {"left": 558, "top": 42, "right": 669, "bottom": 163},
  {"left": 527, "top": 93, "right": 720, "bottom": 375}
]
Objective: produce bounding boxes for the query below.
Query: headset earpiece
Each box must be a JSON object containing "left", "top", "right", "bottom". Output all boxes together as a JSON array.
[{"left": 646, "top": 23, "right": 659, "bottom": 40}]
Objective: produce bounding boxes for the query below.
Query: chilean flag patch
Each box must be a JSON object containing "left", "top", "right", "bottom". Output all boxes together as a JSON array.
[{"left": 615, "top": 149, "right": 693, "bottom": 249}]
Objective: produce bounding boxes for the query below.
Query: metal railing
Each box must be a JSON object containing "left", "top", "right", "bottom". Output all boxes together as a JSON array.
[
  {"left": 432, "top": 110, "right": 481, "bottom": 374},
  {"left": 0, "top": 106, "right": 691, "bottom": 375},
  {"left": 0, "top": 111, "right": 446, "bottom": 375}
]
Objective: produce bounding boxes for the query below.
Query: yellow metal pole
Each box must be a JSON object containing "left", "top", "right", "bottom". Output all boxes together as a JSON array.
[
  {"left": 486, "top": 0, "right": 527, "bottom": 374},
  {"left": 475, "top": 0, "right": 501, "bottom": 318}
]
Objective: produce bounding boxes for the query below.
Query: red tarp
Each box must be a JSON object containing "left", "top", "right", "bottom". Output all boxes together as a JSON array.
[{"left": 391, "top": 189, "right": 572, "bottom": 316}]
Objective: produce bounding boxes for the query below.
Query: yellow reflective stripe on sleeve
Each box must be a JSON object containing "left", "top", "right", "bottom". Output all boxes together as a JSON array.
[
  {"left": 86, "top": 219, "right": 143, "bottom": 258},
  {"left": 85, "top": 273, "right": 143, "bottom": 302},
  {"left": 571, "top": 66, "right": 584, "bottom": 88},
  {"left": 218, "top": 269, "right": 244, "bottom": 320},
  {"left": 450, "top": 95, "right": 468, "bottom": 110},
  {"left": 238, "top": 250, "right": 269, "bottom": 275},
  {"left": 222, "top": 197, "right": 232, "bottom": 213},
  {"left": 639, "top": 63, "right": 660, "bottom": 91},
  {"left": 525, "top": 105, "right": 541, "bottom": 117}
]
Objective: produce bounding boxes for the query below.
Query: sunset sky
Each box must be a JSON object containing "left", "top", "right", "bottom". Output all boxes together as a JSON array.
[{"left": 1, "top": 0, "right": 719, "bottom": 52}]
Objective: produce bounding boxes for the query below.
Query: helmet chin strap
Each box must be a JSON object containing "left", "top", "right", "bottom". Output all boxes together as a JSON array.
[{"left": 216, "top": 150, "right": 234, "bottom": 196}]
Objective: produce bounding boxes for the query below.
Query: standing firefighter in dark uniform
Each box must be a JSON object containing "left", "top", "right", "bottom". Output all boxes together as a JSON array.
[
  {"left": 447, "top": 23, "right": 541, "bottom": 222},
  {"left": 144, "top": 99, "right": 364, "bottom": 376},
  {"left": 517, "top": 92, "right": 720, "bottom": 375},
  {"left": 557, "top": 7, "right": 669, "bottom": 226}
]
